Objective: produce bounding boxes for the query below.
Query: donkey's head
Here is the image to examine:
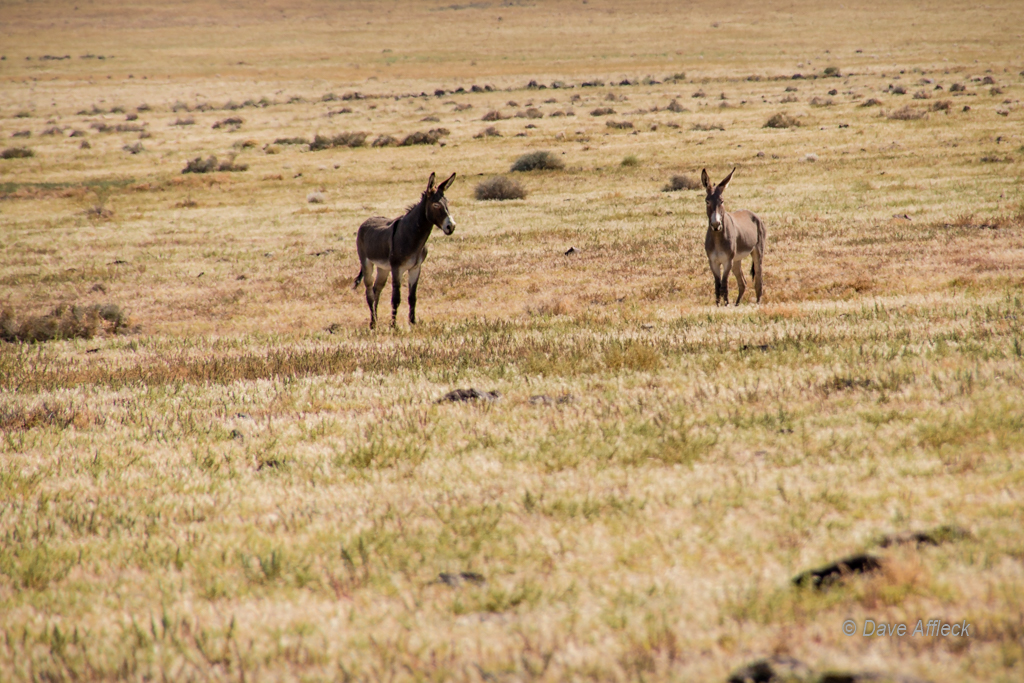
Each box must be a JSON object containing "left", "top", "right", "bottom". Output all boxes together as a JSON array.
[
  {"left": 424, "top": 172, "right": 457, "bottom": 235},
  {"left": 701, "top": 167, "right": 735, "bottom": 232}
]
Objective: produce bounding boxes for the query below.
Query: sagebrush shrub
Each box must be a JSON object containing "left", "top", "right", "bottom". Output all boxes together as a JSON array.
[{"left": 475, "top": 176, "right": 526, "bottom": 201}]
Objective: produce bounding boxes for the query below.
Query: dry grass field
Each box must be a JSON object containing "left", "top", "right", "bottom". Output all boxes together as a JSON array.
[{"left": 2, "top": 0, "right": 1024, "bottom": 681}]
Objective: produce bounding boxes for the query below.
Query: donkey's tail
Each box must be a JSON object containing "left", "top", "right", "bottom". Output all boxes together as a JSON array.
[
  {"left": 352, "top": 267, "right": 364, "bottom": 290},
  {"left": 751, "top": 214, "right": 767, "bottom": 278}
]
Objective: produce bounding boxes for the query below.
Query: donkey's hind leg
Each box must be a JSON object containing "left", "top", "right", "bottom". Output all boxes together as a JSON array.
[
  {"left": 751, "top": 249, "right": 763, "bottom": 303},
  {"left": 731, "top": 259, "right": 747, "bottom": 306},
  {"left": 407, "top": 265, "right": 422, "bottom": 325},
  {"left": 367, "top": 266, "right": 388, "bottom": 329}
]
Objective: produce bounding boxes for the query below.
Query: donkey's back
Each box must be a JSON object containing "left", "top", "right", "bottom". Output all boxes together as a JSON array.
[{"left": 356, "top": 216, "right": 395, "bottom": 264}]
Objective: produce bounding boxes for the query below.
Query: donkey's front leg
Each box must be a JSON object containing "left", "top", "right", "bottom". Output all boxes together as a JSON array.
[
  {"left": 407, "top": 265, "right": 421, "bottom": 325},
  {"left": 720, "top": 258, "right": 733, "bottom": 306},
  {"left": 709, "top": 259, "right": 724, "bottom": 306},
  {"left": 368, "top": 267, "right": 389, "bottom": 329},
  {"left": 390, "top": 267, "right": 402, "bottom": 326}
]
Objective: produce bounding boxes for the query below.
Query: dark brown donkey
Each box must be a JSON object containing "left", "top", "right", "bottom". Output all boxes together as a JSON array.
[
  {"left": 352, "top": 172, "right": 457, "bottom": 328},
  {"left": 701, "top": 168, "right": 766, "bottom": 306}
]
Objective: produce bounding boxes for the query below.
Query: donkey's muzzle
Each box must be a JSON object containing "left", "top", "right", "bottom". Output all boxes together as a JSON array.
[{"left": 441, "top": 216, "right": 456, "bottom": 235}]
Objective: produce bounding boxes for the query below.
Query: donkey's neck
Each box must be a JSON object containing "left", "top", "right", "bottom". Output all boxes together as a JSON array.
[{"left": 393, "top": 195, "right": 434, "bottom": 256}]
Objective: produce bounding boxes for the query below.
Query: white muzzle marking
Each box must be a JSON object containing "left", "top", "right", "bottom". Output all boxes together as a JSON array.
[
  {"left": 710, "top": 210, "right": 722, "bottom": 231},
  {"left": 441, "top": 215, "right": 455, "bottom": 235}
]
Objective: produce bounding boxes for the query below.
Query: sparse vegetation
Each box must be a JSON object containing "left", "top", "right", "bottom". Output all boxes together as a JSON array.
[
  {"left": 309, "top": 131, "right": 368, "bottom": 150},
  {"left": 662, "top": 173, "right": 701, "bottom": 191},
  {"left": 692, "top": 121, "right": 725, "bottom": 131},
  {"left": 510, "top": 149, "right": 564, "bottom": 171},
  {"left": 1, "top": 146, "right": 33, "bottom": 159},
  {"left": 181, "top": 155, "right": 248, "bottom": 173},
  {"left": 764, "top": 112, "right": 800, "bottom": 128},
  {"left": 474, "top": 175, "right": 527, "bottom": 200},
  {"left": 0, "top": 303, "right": 128, "bottom": 342},
  {"left": 887, "top": 105, "right": 927, "bottom": 120}
]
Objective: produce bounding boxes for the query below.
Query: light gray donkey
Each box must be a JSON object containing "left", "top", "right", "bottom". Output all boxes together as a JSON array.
[
  {"left": 701, "top": 168, "right": 766, "bottom": 306},
  {"left": 352, "top": 171, "right": 456, "bottom": 328}
]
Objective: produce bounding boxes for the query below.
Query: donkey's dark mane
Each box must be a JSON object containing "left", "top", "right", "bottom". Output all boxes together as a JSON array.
[{"left": 404, "top": 191, "right": 431, "bottom": 220}]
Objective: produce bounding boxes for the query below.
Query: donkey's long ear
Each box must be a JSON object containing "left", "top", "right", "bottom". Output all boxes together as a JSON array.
[
  {"left": 718, "top": 167, "right": 736, "bottom": 192},
  {"left": 437, "top": 172, "right": 457, "bottom": 195},
  {"left": 701, "top": 168, "right": 712, "bottom": 192},
  {"left": 426, "top": 172, "right": 437, "bottom": 194}
]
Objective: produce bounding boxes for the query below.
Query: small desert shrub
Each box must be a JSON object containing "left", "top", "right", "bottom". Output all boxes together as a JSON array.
[
  {"left": 183, "top": 156, "right": 218, "bottom": 173},
  {"left": 420, "top": 115, "right": 440, "bottom": 122},
  {"left": 69, "top": 130, "right": 86, "bottom": 137},
  {"left": 524, "top": 108, "right": 543, "bottom": 119},
  {"left": 590, "top": 107, "right": 615, "bottom": 116},
  {"left": 662, "top": 174, "right": 701, "bottom": 192},
  {"left": 473, "top": 126, "right": 501, "bottom": 139},
  {"left": 182, "top": 156, "right": 247, "bottom": 173},
  {"left": 887, "top": 106, "right": 926, "bottom": 120},
  {"left": 273, "top": 136, "right": 309, "bottom": 145},
  {"left": 12, "top": 130, "right": 31, "bottom": 138},
  {"left": 400, "top": 129, "right": 447, "bottom": 146},
  {"left": 620, "top": 154, "right": 639, "bottom": 167},
  {"left": 454, "top": 103, "right": 473, "bottom": 111},
  {"left": 764, "top": 113, "right": 800, "bottom": 128},
  {"left": 949, "top": 83, "right": 966, "bottom": 92},
  {"left": 41, "top": 127, "right": 63, "bottom": 136},
  {"left": 823, "top": 66, "right": 841, "bottom": 77},
  {"left": 667, "top": 98, "right": 686, "bottom": 113},
  {"left": 307, "top": 191, "right": 326, "bottom": 204},
  {"left": 115, "top": 123, "right": 145, "bottom": 133},
  {"left": 510, "top": 150, "right": 563, "bottom": 172},
  {"left": 1, "top": 147, "right": 33, "bottom": 159},
  {"left": 212, "top": 117, "right": 243, "bottom": 129},
  {"left": 310, "top": 131, "right": 368, "bottom": 150},
  {"left": 891, "top": 85, "right": 907, "bottom": 95},
  {"left": 172, "top": 117, "right": 195, "bottom": 126},
  {"left": 692, "top": 122, "right": 725, "bottom": 132},
  {"left": 122, "top": 142, "right": 144, "bottom": 154},
  {"left": 371, "top": 135, "right": 397, "bottom": 147},
  {"left": 913, "top": 90, "right": 931, "bottom": 100},
  {"left": 475, "top": 175, "right": 526, "bottom": 201},
  {"left": 809, "top": 96, "right": 833, "bottom": 107},
  {"left": 0, "top": 303, "right": 128, "bottom": 343},
  {"left": 125, "top": 112, "right": 138, "bottom": 121},
  {"left": 481, "top": 110, "right": 508, "bottom": 121},
  {"left": 931, "top": 100, "right": 952, "bottom": 112},
  {"left": 606, "top": 120, "right": 634, "bottom": 129},
  {"left": 859, "top": 98, "right": 883, "bottom": 107}
]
